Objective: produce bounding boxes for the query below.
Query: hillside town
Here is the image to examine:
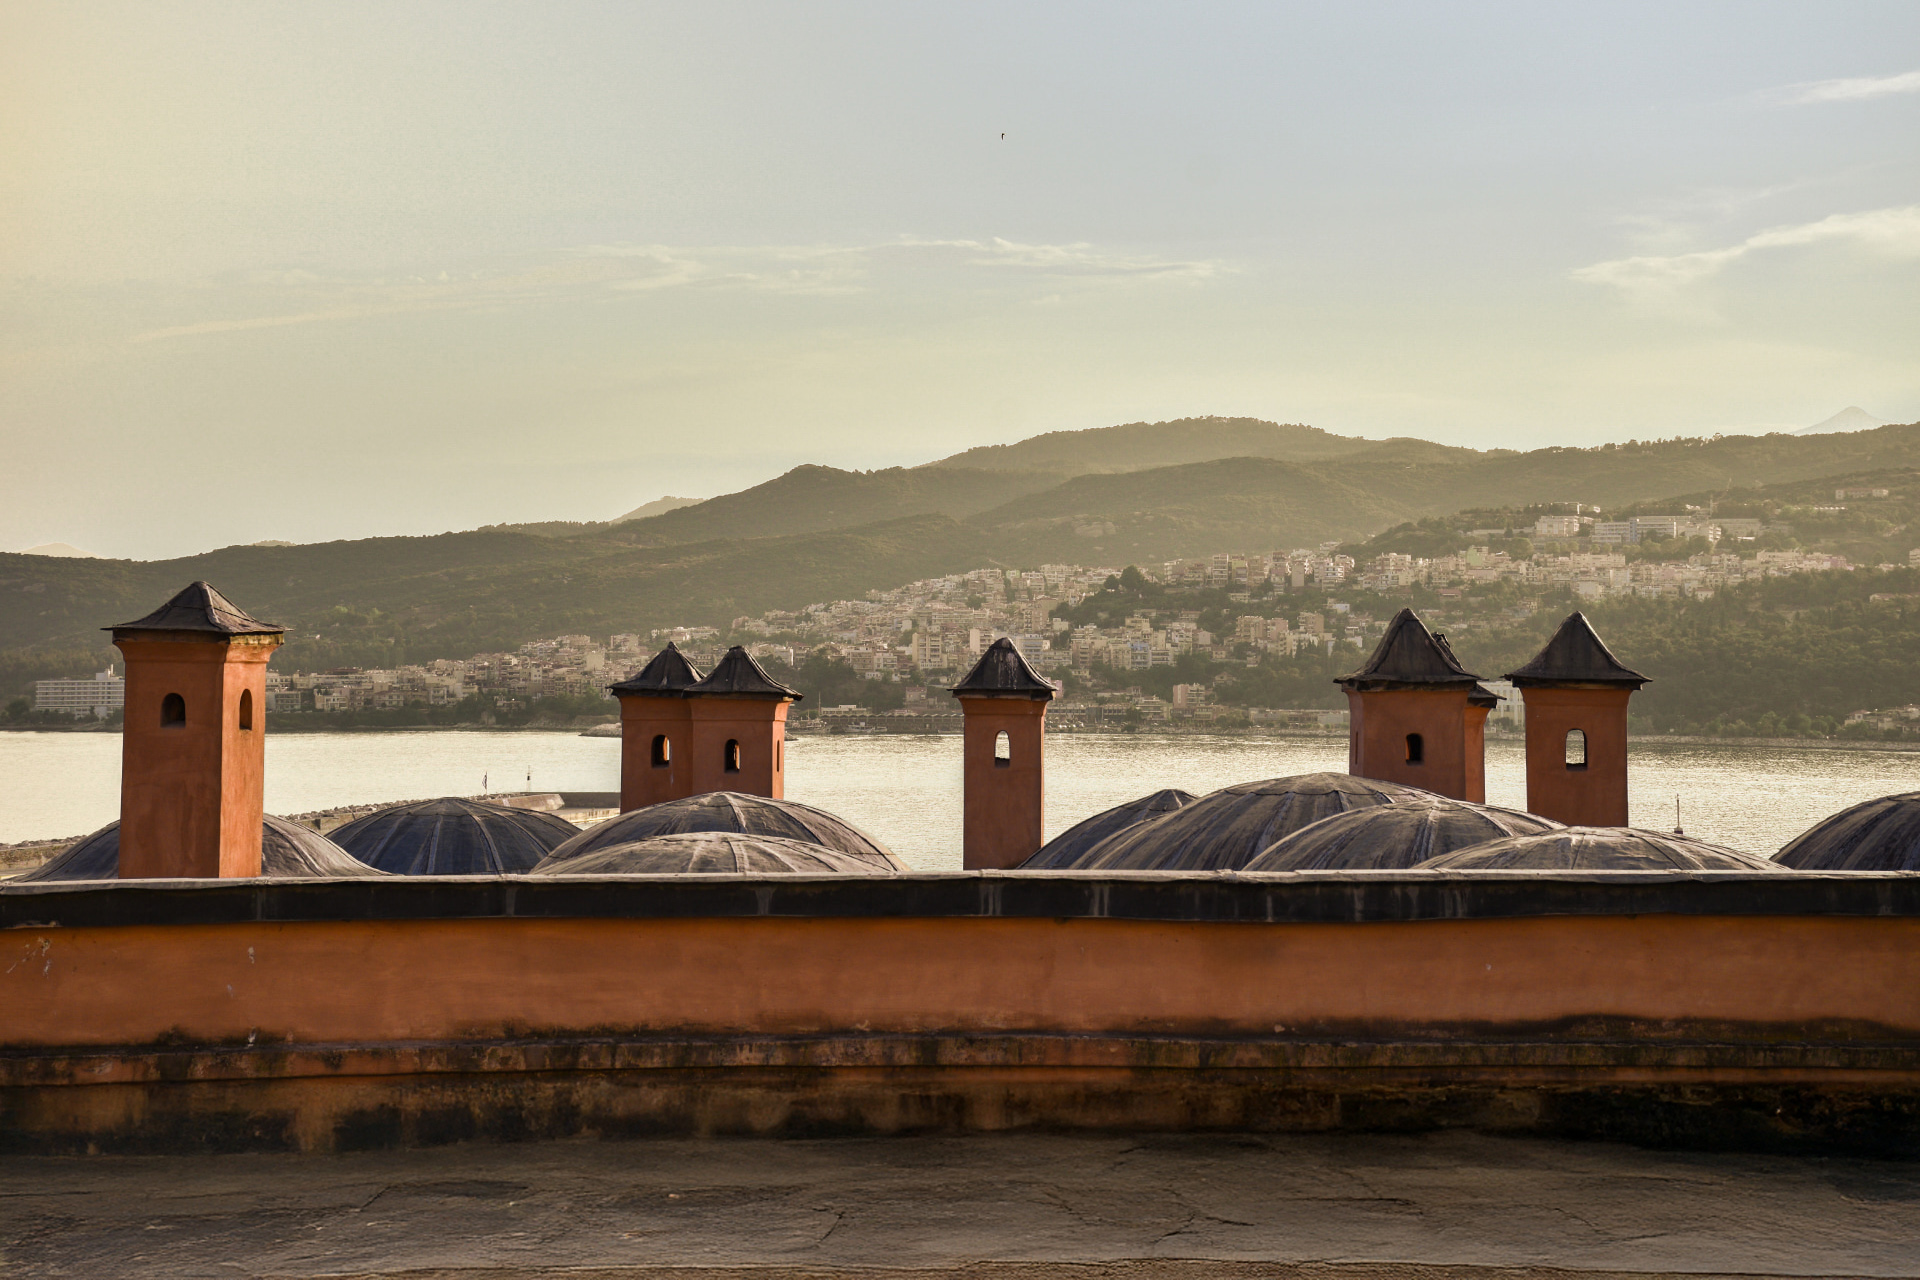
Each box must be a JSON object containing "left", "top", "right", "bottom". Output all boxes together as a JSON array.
[{"left": 27, "top": 514, "right": 1905, "bottom": 735}]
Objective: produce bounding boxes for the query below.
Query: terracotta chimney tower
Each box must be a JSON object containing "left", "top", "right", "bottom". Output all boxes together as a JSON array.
[
  {"left": 108, "top": 582, "right": 285, "bottom": 878},
  {"left": 682, "top": 647, "right": 802, "bottom": 799},
  {"left": 1335, "top": 608, "right": 1489, "bottom": 802},
  {"left": 950, "top": 638, "right": 1058, "bottom": 869},
  {"left": 609, "top": 643, "right": 703, "bottom": 811},
  {"left": 1506, "top": 613, "right": 1648, "bottom": 826}
]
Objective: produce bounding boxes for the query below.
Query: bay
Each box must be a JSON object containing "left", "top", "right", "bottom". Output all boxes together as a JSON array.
[{"left": 3, "top": 730, "right": 1915, "bottom": 869}]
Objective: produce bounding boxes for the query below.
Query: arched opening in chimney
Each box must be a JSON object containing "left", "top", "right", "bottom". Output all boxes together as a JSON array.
[
  {"left": 651, "top": 734, "right": 670, "bottom": 768},
  {"left": 1404, "top": 732, "right": 1424, "bottom": 764},
  {"left": 237, "top": 690, "right": 253, "bottom": 731},
  {"left": 161, "top": 693, "right": 186, "bottom": 728},
  {"left": 994, "top": 730, "right": 1011, "bottom": 767},
  {"left": 724, "top": 739, "right": 741, "bottom": 773},
  {"left": 1565, "top": 728, "right": 1588, "bottom": 770}
]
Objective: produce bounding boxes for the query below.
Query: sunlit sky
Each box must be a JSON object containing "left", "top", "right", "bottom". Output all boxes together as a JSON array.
[{"left": 3, "top": 2, "right": 1917, "bottom": 559}]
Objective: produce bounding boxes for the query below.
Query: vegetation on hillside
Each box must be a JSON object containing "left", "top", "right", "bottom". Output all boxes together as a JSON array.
[{"left": 4, "top": 417, "right": 1917, "bottom": 737}]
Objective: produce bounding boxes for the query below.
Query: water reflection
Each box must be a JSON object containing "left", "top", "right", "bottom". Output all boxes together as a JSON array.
[{"left": 0, "top": 729, "right": 1913, "bottom": 870}]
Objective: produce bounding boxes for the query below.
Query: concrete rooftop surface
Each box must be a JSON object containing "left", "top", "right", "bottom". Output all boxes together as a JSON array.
[{"left": 3, "top": 1132, "right": 1918, "bottom": 1279}]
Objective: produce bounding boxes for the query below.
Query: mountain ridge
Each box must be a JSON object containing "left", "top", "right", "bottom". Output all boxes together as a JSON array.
[{"left": 5, "top": 416, "right": 1917, "bottom": 674}]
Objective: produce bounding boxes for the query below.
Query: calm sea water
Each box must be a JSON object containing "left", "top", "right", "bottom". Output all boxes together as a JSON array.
[{"left": 3, "top": 730, "right": 1915, "bottom": 868}]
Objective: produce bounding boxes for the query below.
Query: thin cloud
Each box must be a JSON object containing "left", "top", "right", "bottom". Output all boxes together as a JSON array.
[
  {"left": 1572, "top": 205, "right": 1920, "bottom": 291},
  {"left": 1785, "top": 69, "right": 1920, "bottom": 104},
  {"left": 129, "top": 238, "right": 1225, "bottom": 343}
]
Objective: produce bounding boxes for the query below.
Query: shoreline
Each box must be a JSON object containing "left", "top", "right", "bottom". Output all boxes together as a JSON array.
[{"left": 6, "top": 722, "right": 1917, "bottom": 753}]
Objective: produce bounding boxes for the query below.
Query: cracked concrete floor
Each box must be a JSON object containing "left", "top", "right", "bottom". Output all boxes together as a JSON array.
[{"left": 3, "top": 1132, "right": 1918, "bottom": 1279}]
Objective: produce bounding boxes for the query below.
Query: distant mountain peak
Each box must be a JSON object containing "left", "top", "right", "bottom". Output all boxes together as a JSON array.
[
  {"left": 1795, "top": 406, "right": 1886, "bottom": 436},
  {"left": 19, "top": 542, "right": 99, "bottom": 558},
  {"left": 613, "top": 495, "right": 703, "bottom": 524}
]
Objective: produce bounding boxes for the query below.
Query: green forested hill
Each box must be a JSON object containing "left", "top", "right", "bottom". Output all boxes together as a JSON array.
[
  {"left": 611, "top": 464, "right": 1064, "bottom": 546},
  {"left": 1446, "top": 570, "right": 1920, "bottom": 734},
  {"left": 0, "top": 517, "right": 991, "bottom": 679},
  {"left": 4, "top": 419, "right": 1917, "bottom": 691}
]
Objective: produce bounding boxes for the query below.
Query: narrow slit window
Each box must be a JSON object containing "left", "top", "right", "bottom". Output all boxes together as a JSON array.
[
  {"left": 1565, "top": 728, "right": 1588, "bottom": 769},
  {"left": 994, "top": 730, "right": 1011, "bottom": 768},
  {"left": 237, "top": 689, "right": 253, "bottom": 731},
  {"left": 651, "top": 734, "right": 670, "bottom": 768},
  {"left": 1404, "top": 732, "right": 1424, "bottom": 764},
  {"left": 724, "top": 739, "right": 741, "bottom": 773},
  {"left": 160, "top": 693, "right": 186, "bottom": 728}
]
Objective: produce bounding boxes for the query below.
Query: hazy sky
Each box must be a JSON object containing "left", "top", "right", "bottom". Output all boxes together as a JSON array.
[{"left": 4, "top": 2, "right": 1918, "bottom": 559}]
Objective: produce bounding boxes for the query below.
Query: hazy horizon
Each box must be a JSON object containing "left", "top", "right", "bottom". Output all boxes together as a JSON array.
[{"left": 5, "top": 2, "right": 1918, "bottom": 560}]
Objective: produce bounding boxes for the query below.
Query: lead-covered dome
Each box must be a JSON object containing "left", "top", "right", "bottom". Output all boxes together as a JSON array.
[
  {"left": 1418, "top": 827, "right": 1782, "bottom": 871},
  {"left": 535, "top": 832, "right": 897, "bottom": 875},
  {"left": 329, "top": 797, "right": 578, "bottom": 875},
  {"left": 1074, "top": 773, "right": 1432, "bottom": 871},
  {"left": 16, "top": 815, "right": 380, "bottom": 881},
  {"left": 1022, "top": 789, "right": 1197, "bottom": 869},
  {"left": 1774, "top": 792, "right": 1920, "bottom": 871},
  {"left": 1247, "top": 797, "right": 1560, "bottom": 871},
  {"left": 537, "top": 791, "right": 901, "bottom": 871}
]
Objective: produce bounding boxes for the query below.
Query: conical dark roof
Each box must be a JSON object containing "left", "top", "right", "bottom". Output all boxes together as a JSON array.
[
  {"left": 1775, "top": 792, "right": 1920, "bottom": 871},
  {"left": 1076, "top": 773, "right": 1433, "bottom": 871},
  {"left": 16, "top": 815, "right": 381, "bottom": 881},
  {"left": 685, "top": 647, "right": 802, "bottom": 700},
  {"left": 1418, "top": 827, "right": 1781, "bottom": 871},
  {"left": 609, "top": 643, "right": 703, "bottom": 697},
  {"left": 951, "top": 637, "right": 1058, "bottom": 700},
  {"left": 1335, "top": 609, "right": 1479, "bottom": 691},
  {"left": 329, "top": 797, "right": 577, "bottom": 875},
  {"left": 1506, "top": 613, "right": 1648, "bottom": 688},
  {"left": 107, "top": 581, "right": 283, "bottom": 636},
  {"left": 1246, "top": 797, "right": 1560, "bottom": 871},
  {"left": 537, "top": 791, "right": 901, "bottom": 871},
  {"left": 534, "top": 831, "right": 897, "bottom": 875},
  {"left": 1021, "top": 789, "right": 1197, "bottom": 869}
]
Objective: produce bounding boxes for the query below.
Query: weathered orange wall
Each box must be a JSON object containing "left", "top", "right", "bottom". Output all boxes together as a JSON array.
[
  {"left": 114, "top": 634, "right": 279, "bottom": 878},
  {"left": 687, "top": 699, "right": 790, "bottom": 798},
  {"left": 5, "top": 914, "right": 1917, "bottom": 1050},
  {"left": 1522, "top": 686, "right": 1632, "bottom": 826},
  {"left": 617, "top": 696, "right": 693, "bottom": 810},
  {"left": 1346, "top": 688, "right": 1482, "bottom": 802},
  {"left": 959, "top": 699, "right": 1048, "bottom": 869}
]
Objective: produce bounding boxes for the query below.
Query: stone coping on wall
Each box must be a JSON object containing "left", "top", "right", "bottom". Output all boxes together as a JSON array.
[{"left": 2, "top": 868, "right": 1918, "bottom": 929}]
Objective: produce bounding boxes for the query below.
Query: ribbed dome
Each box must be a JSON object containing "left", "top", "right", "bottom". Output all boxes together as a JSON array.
[
  {"left": 330, "top": 797, "right": 578, "bottom": 875},
  {"left": 538, "top": 791, "right": 901, "bottom": 872},
  {"left": 1775, "top": 792, "right": 1920, "bottom": 871},
  {"left": 1247, "top": 797, "right": 1561, "bottom": 871},
  {"left": 16, "top": 814, "right": 380, "bottom": 881},
  {"left": 1022, "top": 789, "right": 1197, "bottom": 869},
  {"left": 534, "top": 832, "right": 897, "bottom": 875},
  {"left": 1075, "top": 773, "right": 1433, "bottom": 871},
  {"left": 1418, "top": 827, "right": 1783, "bottom": 871}
]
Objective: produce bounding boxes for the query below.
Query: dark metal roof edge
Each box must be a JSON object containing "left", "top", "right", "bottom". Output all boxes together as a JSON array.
[
  {"left": 106, "top": 580, "right": 284, "bottom": 636},
  {"left": 5, "top": 870, "right": 1920, "bottom": 929},
  {"left": 1506, "top": 612, "right": 1650, "bottom": 688}
]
